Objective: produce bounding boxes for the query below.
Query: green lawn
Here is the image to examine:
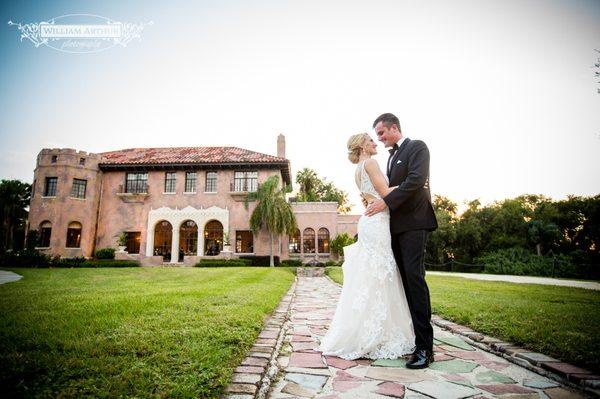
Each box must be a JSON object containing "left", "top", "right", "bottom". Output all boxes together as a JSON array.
[
  {"left": 326, "top": 267, "right": 600, "bottom": 373},
  {"left": 0, "top": 267, "right": 295, "bottom": 398}
]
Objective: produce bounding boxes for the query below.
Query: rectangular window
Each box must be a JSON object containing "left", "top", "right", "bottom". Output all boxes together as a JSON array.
[
  {"left": 44, "top": 177, "right": 57, "bottom": 196},
  {"left": 79, "top": 157, "right": 85, "bottom": 166},
  {"left": 205, "top": 171, "right": 217, "bottom": 192},
  {"left": 164, "top": 172, "right": 176, "bottom": 193},
  {"left": 51, "top": 155, "right": 57, "bottom": 163},
  {"left": 125, "top": 232, "right": 141, "bottom": 254},
  {"left": 236, "top": 230, "right": 254, "bottom": 253},
  {"left": 185, "top": 172, "right": 197, "bottom": 193},
  {"left": 233, "top": 171, "right": 258, "bottom": 192},
  {"left": 70, "top": 178, "right": 87, "bottom": 199},
  {"left": 125, "top": 172, "right": 148, "bottom": 194}
]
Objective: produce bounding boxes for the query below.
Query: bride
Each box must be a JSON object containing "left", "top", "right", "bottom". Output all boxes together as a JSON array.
[{"left": 317, "top": 133, "right": 416, "bottom": 360}]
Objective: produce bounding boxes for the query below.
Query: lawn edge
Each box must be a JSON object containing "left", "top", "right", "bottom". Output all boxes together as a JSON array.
[{"left": 223, "top": 276, "right": 299, "bottom": 399}]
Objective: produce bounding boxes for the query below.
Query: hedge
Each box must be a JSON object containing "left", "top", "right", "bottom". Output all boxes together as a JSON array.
[
  {"left": 239, "top": 255, "right": 280, "bottom": 266},
  {"left": 94, "top": 248, "right": 116, "bottom": 260},
  {"left": 194, "top": 259, "right": 253, "bottom": 267}
]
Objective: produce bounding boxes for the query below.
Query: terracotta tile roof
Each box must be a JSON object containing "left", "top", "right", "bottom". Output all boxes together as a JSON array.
[{"left": 99, "top": 146, "right": 287, "bottom": 165}]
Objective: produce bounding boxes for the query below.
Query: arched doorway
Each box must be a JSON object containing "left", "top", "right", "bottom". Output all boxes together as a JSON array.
[
  {"left": 180, "top": 220, "right": 198, "bottom": 260},
  {"left": 204, "top": 220, "right": 223, "bottom": 256},
  {"left": 154, "top": 220, "right": 172, "bottom": 261}
]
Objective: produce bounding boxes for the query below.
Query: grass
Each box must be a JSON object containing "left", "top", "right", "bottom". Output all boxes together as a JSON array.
[
  {"left": 0, "top": 267, "right": 295, "bottom": 398},
  {"left": 325, "top": 266, "right": 600, "bottom": 373}
]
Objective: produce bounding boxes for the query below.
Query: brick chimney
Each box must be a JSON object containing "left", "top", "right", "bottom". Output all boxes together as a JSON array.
[{"left": 277, "top": 133, "right": 286, "bottom": 158}]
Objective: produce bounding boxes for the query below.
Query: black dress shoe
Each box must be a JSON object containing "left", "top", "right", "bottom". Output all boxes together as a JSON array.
[{"left": 405, "top": 349, "right": 434, "bottom": 369}]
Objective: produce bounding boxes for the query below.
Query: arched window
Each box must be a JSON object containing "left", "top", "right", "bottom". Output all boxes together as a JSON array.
[
  {"left": 154, "top": 220, "right": 172, "bottom": 260},
  {"left": 318, "top": 228, "right": 330, "bottom": 253},
  {"left": 179, "top": 220, "right": 198, "bottom": 256},
  {"left": 288, "top": 229, "right": 301, "bottom": 254},
  {"left": 39, "top": 221, "right": 52, "bottom": 247},
  {"left": 66, "top": 222, "right": 82, "bottom": 248},
  {"left": 303, "top": 228, "right": 315, "bottom": 254},
  {"left": 204, "top": 220, "right": 223, "bottom": 256}
]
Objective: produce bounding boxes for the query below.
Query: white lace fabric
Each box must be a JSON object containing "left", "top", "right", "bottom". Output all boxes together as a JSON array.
[{"left": 317, "top": 160, "right": 416, "bottom": 360}]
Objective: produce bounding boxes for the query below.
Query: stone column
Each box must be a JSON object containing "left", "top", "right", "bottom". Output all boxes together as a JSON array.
[
  {"left": 197, "top": 227, "right": 204, "bottom": 257},
  {"left": 170, "top": 225, "right": 180, "bottom": 263},
  {"left": 146, "top": 225, "right": 155, "bottom": 257}
]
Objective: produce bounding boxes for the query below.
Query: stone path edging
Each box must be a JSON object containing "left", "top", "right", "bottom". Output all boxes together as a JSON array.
[
  {"left": 223, "top": 277, "right": 298, "bottom": 399},
  {"left": 430, "top": 315, "right": 600, "bottom": 397}
]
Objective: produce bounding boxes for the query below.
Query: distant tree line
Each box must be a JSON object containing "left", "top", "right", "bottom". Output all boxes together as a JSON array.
[
  {"left": 0, "top": 180, "right": 31, "bottom": 253},
  {"left": 426, "top": 194, "right": 599, "bottom": 278}
]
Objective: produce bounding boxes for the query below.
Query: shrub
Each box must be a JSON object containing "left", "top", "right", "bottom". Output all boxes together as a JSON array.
[
  {"left": 80, "top": 260, "right": 140, "bottom": 268},
  {"left": 280, "top": 259, "right": 303, "bottom": 267},
  {"left": 0, "top": 249, "right": 50, "bottom": 268},
  {"left": 324, "top": 260, "right": 339, "bottom": 266},
  {"left": 51, "top": 257, "right": 87, "bottom": 268},
  {"left": 239, "top": 255, "right": 280, "bottom": 266},
  {"left": 95, "top": 248, "right": 116, "bottom": 260},
  {"left": 330, "top": 233, "right": 356, "bottom": 257},
  {"left": 476, "top": 247, "right": 593, "bottom": 279},
  {"left": 194, "top": 259, "right": 253, "bottom": 267}
]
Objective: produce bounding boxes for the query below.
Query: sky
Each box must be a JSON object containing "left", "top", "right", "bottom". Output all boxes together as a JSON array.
[{"left": 1, "top": 0, "right": 599, "bottom": 213}]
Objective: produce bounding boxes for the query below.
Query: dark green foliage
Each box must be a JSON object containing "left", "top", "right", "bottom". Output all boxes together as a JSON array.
[
  {"left": 295, "top": 168, "right": 351, "bottom": 213},
  {"left": 239, "top": 255, "right": 280, "bottom": 266},
  {"left": 324, "top": 260, "right": 339, "bottom": 266},
  {"left": 194, "top": 259, "right": 253, "bottom": 267},
  {"left": 80, "top": 260, "right": 140, "bottom": 268},
  {"left": 425, "top": 194, "right": 599, "bottom": 279},
  {"left": 94, "top": 247, "right": 116, "bottom": 260},
  {"left": 330, "top": 233, "right": 356, "bottom": 257},
  {"left": 280, "top": 259, "right": 303, "bottom": 266},
  {"left": 477, "top": 247, "right": 596, "bottom": 279},
  {"left": 0, "top": 179, "right": 31, "bottom": 252}
]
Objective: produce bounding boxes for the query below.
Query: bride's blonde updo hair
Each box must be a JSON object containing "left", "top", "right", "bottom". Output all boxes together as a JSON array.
[{"left": 347, "top": 133, "right": 369, "bottom": 164}]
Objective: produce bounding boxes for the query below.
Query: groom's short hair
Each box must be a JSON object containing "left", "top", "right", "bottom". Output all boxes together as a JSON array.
[{"left": 373, "top": 113, "right": 401, "bottom": 132}]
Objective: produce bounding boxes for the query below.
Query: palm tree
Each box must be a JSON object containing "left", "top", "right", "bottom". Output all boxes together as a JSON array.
[{"left": 244, "top": 175, "right": 297, "bottom": 267}]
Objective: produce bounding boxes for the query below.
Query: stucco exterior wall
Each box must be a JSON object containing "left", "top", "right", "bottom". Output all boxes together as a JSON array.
[{"left": 28, "top": 149, "right": 102, "bottom": 258}]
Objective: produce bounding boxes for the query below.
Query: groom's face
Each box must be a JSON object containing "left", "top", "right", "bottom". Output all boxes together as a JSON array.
[{"left": 374, "top": 122, "right": 400, "bottom": 147}]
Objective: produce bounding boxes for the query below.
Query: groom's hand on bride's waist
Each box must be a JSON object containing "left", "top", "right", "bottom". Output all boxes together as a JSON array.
[{"left": 365, "top": 198, "right": 387, "bottom": 216}]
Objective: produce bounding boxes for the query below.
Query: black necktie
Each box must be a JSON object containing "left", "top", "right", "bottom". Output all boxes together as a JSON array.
[{"left": 388, "top": 143, "right": 399, "bottom": 155}]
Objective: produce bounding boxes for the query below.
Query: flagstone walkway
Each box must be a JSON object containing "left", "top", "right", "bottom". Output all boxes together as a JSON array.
[{"left": 267, "top": 275, "right": 591, "bottom": 399}]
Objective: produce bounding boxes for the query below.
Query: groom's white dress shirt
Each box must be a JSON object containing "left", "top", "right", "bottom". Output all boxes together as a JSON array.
[{"left": 388, "top": 136, "right": 408, "bottom": 173}]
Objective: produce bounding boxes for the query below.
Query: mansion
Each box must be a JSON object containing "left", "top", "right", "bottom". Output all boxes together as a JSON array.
[{"left": 27, "top": 135, "right": 359, "bottom": 265}]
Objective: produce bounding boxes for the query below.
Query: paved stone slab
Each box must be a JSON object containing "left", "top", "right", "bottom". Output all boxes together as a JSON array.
[
  {"left": 324, "top": 356, "right": 357, "bottom": 370},
  {"left": 474, "top": 370, "right": 516, "bottom": 384},
  {"left": 441, "top": 373, "right": 474, "bottom": 388},
  {"left": 434, "top": 336, "right": 475, "bottom": 351},
  {"left": 285, "top": 372, "right": 328, "bottom": 390},
  {"left": 475, "top": 384, "right": 536, "bottom": 395},
  {"left": 281, "top": 381, "right": 315, "bottom": 397},
  {"left": 428, "top": 359, "right": 478, "bottom": 373},
  {"left": 365, "top": 366, "right": 435, "bottom": 383},
  {"left": 408, "top": 380, "right": 481, "bottom": 399},
  {"left": 231, "top": 373, "right": 261, "bottom": 385},
  {"left": 288, "top": 352, "right": 326, "bottom": 368},
  {"left": 372, "top": 358, "right": 408, "bottom": 368},
  {"left": 374, "top": 381, "right": 406, "bottom": 397}
]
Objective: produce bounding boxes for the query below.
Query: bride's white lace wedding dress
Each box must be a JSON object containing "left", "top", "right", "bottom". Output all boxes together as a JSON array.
[{"left": 317, "top": 160, "right": 416, "bottom": 360}]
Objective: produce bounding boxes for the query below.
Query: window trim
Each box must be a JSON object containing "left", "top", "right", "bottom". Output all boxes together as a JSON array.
[
  {"left": 125, "top": 172, "right": 148, "bottom": 194},
  {"left": 164, "top": 172, "right": 177, "bottom": 194},
  {"left": 184, "top": 171, "right": 197, "bottom": 193}
]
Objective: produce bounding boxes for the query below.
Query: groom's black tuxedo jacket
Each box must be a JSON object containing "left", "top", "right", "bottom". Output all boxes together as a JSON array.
[{"left": 383, "top": 138, "right": 438, "bottom": 234}]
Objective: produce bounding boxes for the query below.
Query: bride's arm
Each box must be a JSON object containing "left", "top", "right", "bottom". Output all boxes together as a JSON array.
[{"left": 363, "top": 159, "right": 396, "bottom": 197}]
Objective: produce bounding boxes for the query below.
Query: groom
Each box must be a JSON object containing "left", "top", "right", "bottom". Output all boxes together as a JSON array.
[{"left": 365, "top": 113, "right": 438, "bottom": 369}]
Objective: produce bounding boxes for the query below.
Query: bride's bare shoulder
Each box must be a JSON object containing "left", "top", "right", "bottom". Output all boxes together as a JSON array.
[{"left": 363, "top": 158, "right": 381, "bottom": 172}]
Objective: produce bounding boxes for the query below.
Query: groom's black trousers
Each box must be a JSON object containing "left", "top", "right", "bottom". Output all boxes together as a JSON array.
[{"left": 391, "top": 229, "right": 433, "bottom": 352}]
